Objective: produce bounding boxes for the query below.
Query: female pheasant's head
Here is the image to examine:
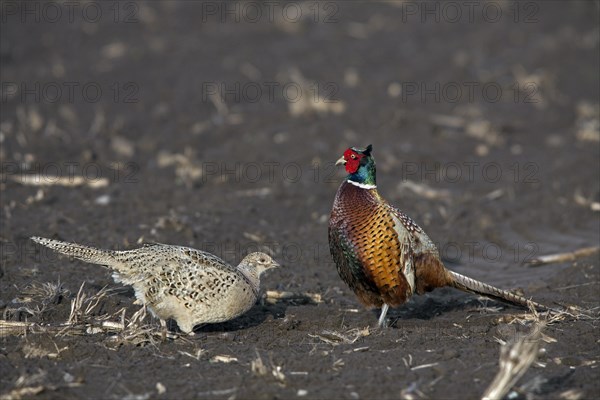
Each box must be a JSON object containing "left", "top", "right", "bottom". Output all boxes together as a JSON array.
[{"left": 335, "top": 144, "right": 376, "bottom": 188}]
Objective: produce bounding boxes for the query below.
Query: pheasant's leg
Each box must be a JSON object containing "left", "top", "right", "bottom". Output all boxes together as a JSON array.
[
  {"left": 160, "top": 319, "right": 167, "bottom": 341},
  {"left": 377, "top": 304, "right": 390, "bottom": 328}
]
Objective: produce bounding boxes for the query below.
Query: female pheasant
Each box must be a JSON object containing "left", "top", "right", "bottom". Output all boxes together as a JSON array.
[
  {"left": 328, "top": 145, "right": 547, "bottom": 327},
  {"left": 31, "top": 237, "right": 279, "bottom": 333}
]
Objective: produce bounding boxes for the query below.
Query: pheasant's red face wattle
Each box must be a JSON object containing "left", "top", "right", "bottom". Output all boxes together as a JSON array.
[{"left": 343, "top": 148, "right": 363, "bottom": 174}]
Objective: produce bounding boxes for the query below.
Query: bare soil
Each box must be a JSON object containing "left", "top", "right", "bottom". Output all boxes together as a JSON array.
[{"left": 1, "top": 2, "right": 599, "bottom": 399}]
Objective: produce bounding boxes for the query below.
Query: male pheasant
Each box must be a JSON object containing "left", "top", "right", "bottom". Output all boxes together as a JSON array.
[
  {"left": 328, "top": 145, "right": 547, "bottom": 327},
  {"left": 31, "top": 237, "right": 279, "bottom": 333}
]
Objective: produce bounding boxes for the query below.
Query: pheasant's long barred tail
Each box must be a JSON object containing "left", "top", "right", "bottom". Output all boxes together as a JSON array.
[
  {"left": 31, "top": 236, "right": 116, "bottom": 266},
  {"left": 449, "top": 271, "right": 548, "bottom": 312}
]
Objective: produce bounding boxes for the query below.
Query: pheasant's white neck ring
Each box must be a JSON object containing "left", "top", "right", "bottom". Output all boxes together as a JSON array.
[{"left": 348, "top": 180, "right": 377, "bottom": 189}]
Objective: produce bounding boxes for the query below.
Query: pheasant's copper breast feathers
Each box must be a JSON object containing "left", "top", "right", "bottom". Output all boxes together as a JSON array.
[{"left": 329, "top": 182, "right": 415, "bottom": 307}]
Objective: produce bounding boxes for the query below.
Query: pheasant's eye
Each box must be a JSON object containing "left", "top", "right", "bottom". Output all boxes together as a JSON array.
[
  {"left": 259, "top": 257, "right": 266, "bottom": 263},
  {"left": 350, "top": 154, "right": 357, "bottom": 159}
]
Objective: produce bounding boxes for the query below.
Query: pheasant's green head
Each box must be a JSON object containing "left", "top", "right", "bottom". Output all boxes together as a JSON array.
[{"left": 335, "top": 144, "right": 376, "bottom": 188}]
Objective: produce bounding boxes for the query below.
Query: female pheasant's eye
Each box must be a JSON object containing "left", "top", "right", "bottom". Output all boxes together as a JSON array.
[{"left": 260, "top": 258, "right": 266, "bottom": 263}]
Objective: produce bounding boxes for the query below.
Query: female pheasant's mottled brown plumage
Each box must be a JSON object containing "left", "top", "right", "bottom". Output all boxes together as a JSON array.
[
  {"left": 329, "top": 145, "right": 547, "bottom": 327},
  {"left": 31, "top": 236, "right": 279, "bottom": 334}
]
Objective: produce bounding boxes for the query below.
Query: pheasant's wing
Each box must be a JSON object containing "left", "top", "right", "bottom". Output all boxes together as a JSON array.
[
  {"left": 386, "top": 205, "right": 453, "bottom": 293},
  {"left": 112, "top": 244, "right": 245, "bottom": 305},
  {"left": 113, "top": 243, "right": 239, "bottom": 276},
  {"left": 381, "top": 204, "right": 424, "bottom": 295},
  {"left": 387, "top": 205, "right": 438, "bottom": 246}
]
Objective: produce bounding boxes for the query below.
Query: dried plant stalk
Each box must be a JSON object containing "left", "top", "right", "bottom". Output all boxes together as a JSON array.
[
  {"left": 264, "top": 290, "right": 322, "bottom": 304},
  {"left": 527, "top": 246, "right": 599, "bottom": 266},
  {"left": 482, "top": 322, "right": 545, "bottom": 400}
]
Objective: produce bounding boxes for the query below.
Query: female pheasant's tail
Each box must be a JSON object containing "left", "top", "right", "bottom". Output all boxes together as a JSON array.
[
  {"left": 31, "top": 236, "right": 117, "bottom": 267},
  {"left": 448, "top": 270, "right": 549, "bottom": 312}
]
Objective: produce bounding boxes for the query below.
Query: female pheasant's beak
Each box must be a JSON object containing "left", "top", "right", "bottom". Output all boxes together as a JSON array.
[{"left": 335, "top": 156, "right": 346, "bottom": 166}]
